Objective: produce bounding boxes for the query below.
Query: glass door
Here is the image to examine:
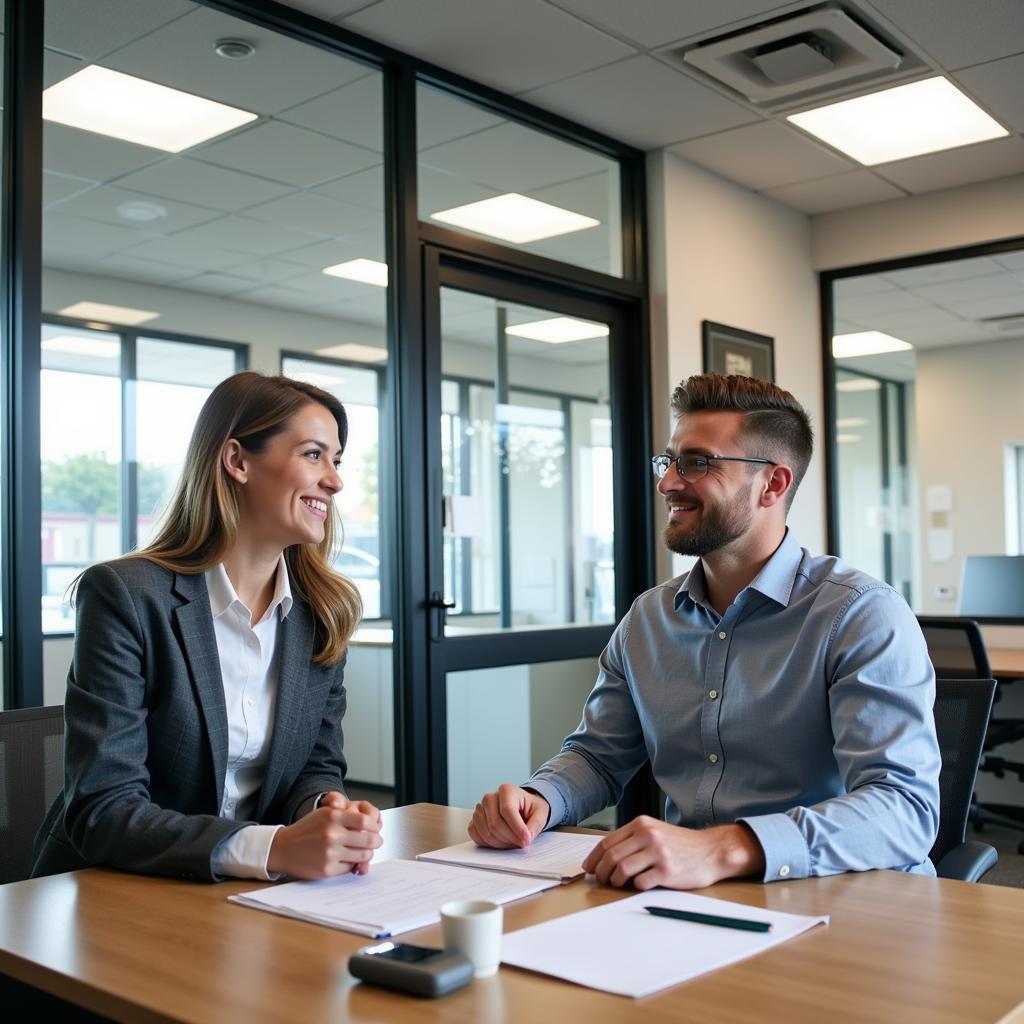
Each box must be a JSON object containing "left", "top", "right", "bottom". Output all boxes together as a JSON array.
[{"left": 418, "top": 252, "right": 650, "bottom": 807}]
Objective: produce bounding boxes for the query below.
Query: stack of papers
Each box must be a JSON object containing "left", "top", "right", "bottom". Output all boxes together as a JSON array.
[
  {"left": 501, "top": 889, "right": 829, "bottom": 997},
  {"left": 417, "top": 831, "right": 603, "bottom": 881},
  {"left": 229, "top": 858, "right": 557, "bottom": 938}
]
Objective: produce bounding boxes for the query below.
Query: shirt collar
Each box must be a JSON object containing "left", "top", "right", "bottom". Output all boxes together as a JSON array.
[
  {"left": 674, "top": 528, "right": 801, "bottom": 611},
  {"left": 204, "top": 555, "right": 293, "bottom": 622}
]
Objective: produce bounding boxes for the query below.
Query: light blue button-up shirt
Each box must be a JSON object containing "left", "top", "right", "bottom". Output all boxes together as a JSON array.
[{"left": 527, "top": 530, "right": 941, "bottom": 881}]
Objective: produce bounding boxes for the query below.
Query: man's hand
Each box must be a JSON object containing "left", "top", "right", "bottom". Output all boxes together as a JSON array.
[
  {"left": 468, "top": 784, "right": 550, "bottom": 849},
  {"left": 268, "top": 798, "right": 383, "bottom": 879},
  {"left": 581, "top": 816, "right": 765, "bottom": 890}
]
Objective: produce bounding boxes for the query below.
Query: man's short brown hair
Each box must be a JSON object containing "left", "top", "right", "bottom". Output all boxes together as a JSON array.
[{"left": 670, "top": 373, "right": 813, "bottom": 506}]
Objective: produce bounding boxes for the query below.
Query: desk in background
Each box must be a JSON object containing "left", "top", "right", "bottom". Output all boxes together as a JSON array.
[
  {"left": 989, "top": 648, "right": 1024, "bottom": 680},
  {"left": 2, "top": 804, "right": 1023, "bottom": 1024}
]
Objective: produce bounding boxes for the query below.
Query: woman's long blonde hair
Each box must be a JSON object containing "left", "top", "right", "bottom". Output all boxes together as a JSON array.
[{"left": 125, "top": 371, "right": 362, "bottom": 664}]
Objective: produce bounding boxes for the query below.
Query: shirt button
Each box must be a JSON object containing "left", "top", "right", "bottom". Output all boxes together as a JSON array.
[
  {"left": 708, "top": 689, "right": 718, "bottom": 700},
  {"left": 246, "top": 697, "right": 255, "bottom": 707},
  {"left": 779, "top": 865, "right": 791, "bottom": 877},
  {"left": 226, "top": 801, "right": 235, "bottom": 811},
  {"left": 708, "top": 754, "right": 719, "bottom": 764},
  {"left": 718, "top": 631, "right": 726, "bottom": 639}
]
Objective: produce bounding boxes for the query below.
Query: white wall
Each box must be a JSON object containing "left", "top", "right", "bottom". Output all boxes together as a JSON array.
[
  {"left": 811, "top": 173, "right": 1024, "bottom": 271},
  {"left": 916, "top": 336, "right": 1024, "bottom": 615},
  {"left": 646, "top": 150, "right": 825, "bottom": 579}
]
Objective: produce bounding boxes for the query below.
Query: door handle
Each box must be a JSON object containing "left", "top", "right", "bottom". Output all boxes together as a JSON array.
[{"left": 427, "top": 591, "right": 456, "bottom": 637}]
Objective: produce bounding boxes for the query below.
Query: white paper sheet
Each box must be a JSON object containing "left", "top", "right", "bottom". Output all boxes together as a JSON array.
[
  {"left": 229, "top": 858, "right": 556, "bottom": 938},
  {"left": 417, "top": 832, "right": 604, "bottom": 881},
  {"left": 501, "top": 889, "right": 828, "bottom": 998}
]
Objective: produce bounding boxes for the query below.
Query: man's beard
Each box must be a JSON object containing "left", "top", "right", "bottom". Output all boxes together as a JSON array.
[{"left": 663, "top": 488, "right": 754, "bottom": 557}]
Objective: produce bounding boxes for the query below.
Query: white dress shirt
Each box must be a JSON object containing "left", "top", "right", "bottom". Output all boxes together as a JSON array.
[{"left": 206, "top": 557, "right": 292, "bottom": 880}]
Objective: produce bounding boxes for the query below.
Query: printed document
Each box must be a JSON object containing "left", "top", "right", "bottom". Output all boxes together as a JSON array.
[
  {"left": 229, "top": 858, "right": 556, "bottom": 938},
  {"left": 501, "top": 889, "right": 829, "bottom": 997},
  {"left": 417, "top": 832, "right": 603, "bottom": 881}
]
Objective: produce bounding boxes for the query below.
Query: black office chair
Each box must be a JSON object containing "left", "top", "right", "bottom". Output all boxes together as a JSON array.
[
  {"left": 0, "top": 705, "right": 65, "bottom": 883},
  {"left": 917, "top": 616, "right": 991, "bottom": 678},
  {"left": 918, "top": 615, "right": 1024, "bottom": 850},
  {"left": 930, "top": 678, "right": 998, "bottom": 881}
]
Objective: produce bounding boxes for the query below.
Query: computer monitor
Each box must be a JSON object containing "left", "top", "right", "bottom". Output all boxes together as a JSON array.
[{"left": 959, "top": 555, "right": 1024, "bottom": 618}]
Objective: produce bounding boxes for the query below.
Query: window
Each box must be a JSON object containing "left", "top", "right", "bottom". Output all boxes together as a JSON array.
[{"left": 40, "top": 321, "right": 242, "bottom": 632}]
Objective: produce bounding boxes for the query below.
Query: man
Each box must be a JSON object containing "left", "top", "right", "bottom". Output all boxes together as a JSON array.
[{"left": 469, "top": 373, "right": 940, "bottom": 890}]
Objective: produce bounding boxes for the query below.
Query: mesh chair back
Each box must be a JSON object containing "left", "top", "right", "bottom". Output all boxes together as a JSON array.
[
  {"left": 0, "top": 705, "right": 65, "bottom": 883},
  {"left": 930, "top": 678, "right": 995, "bottom": 866},
  {"left": 917, "top": 616, "right": 991, "bottom": 679}
]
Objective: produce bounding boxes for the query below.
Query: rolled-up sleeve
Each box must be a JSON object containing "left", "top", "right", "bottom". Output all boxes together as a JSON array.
[{"left": 740, "top": 586, "right": 940, "bottom": 881}]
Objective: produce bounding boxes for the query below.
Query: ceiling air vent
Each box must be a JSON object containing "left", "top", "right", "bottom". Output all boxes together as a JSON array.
[{"left": 679, "top": 5, "right": 903, "bottom": 106}]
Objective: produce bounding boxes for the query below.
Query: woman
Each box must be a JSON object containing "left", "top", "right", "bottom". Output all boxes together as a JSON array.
[{"left": 32, "top": 371, "right": 382, "bottom": 882}]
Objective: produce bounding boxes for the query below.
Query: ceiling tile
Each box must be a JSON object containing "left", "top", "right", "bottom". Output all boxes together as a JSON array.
[
  {"left": 420, "top": 121, "right": 612, "bottom": 193},
  {"left": 43, "top": 171, "right": 99, "bottom": 207},
  {"left": 173, "top": 272, "right": 260, "bottom": 297},
  {"left": 278, "top": 0, "right": 381, "bottom": 19},
  {"left": 546, "top": 0, "right": 794, "bottom": 49},
  {"left": 859, "top": 307, "right": 963, "bottom": 331},
  {"left": 43, "top": 123, "right": 165, "bottom": 182},
  {"left": 171, "top": 215, "right": 325, "bottom": 257},
  {"left": 44, "top": 50, "right": 86, "bottom": 89},
  {"left": 839, "top": 289, "right": 931, "bottom": 317},
  {"left": 102, "top": 5, "right": 369, "bottom": 116},
  {"left": 45, "top": 0, "right": 193, "bottom": 62},
  {"left": 44, "top": 212, "right": 159, "bottom": 263},
  {"left": 418, "top": 167, "right": 499, "bottom": 218},
  {"left": 669, "top": 121, "right": 854, "bottom": 191},
  {"left": 521, "top": 56, "right": 756, "bottom": 150},
  {"left": 314, "top": 166, "right": 385, "bottom": 211},
  {"left": 342, "top": 0, "right": 634, "bottom": 94},
  {"left": 120, "top": 236, "right": 250, "bottom": 272},
  {"left": 911, "top": 273, "right": 1022, "bottom": 305},
  {"left": 226, "top": 258, "right": 310, "bottom": 285},
  {"left": 279, "top": 270, "right": 382, "bottom": 301},
  {"left": 91, "top": 253, "right": 199, "bottom": 286},
  {"left": 416, "top": 86, "right": 506, "bottom": 150},
  {"left": 194, "top": 121, "right": 379, "bottom": 187},
  {"left": 244, "top": 191, "right": 382, "bottom": 237},
  {"left": 115, "top": 157, "right": 294, "bottom": 214},
  {"left": 955, "top": 55, "right": 1024, "bottom": 133},
  {"left": 834, "top": 275, "right": 898, "bottom": 300},
  {"left": 881, "top": 256, "right": 1006, "bottom": 288},
  {"left": 236, "top": 284, "right": 336, "bottom": 314},
  {"left": 873, "top": 136, "right": 1024, "bottom": 194},
  {"left": 322, "top": 292, "right": 388, "bottom": 329},
  {"left": 278, "top": 232, "right": 387, "bottom": 268},
  {"left": 873, "top": 0, "right": 1024, "bottom": 68},
  {"left": 277, "top": 74, "right": 383, "bottom": 151},
  {"left": 760, "top": 171, "right": 906, "bottom": 214},
  {"left": 49, "top": 185, "right": 222, "bottom": 235},
  {"left": 944, "top": 294, "right": 1024, "bottom": 320},
  {"left": 993, "top": 251, "right": 1024, "bottom": 272}
]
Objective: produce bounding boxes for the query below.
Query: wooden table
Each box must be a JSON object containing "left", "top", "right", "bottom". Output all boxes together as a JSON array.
[
  {"left": 2, "top": 803, "right": 1023, "bottom": 1024},
  {"left": 989, "top": 648, "right": 1024, "bottom": 679}
]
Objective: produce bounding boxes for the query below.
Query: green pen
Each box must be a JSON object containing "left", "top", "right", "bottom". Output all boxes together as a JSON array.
[{"left": 644, "top": 905, "right": 772, "bottom": 933}]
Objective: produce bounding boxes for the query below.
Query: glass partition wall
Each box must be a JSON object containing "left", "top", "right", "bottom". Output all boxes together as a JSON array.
[
  {"left": 3, "top": 0, "right": 650, "bottom": 810},
  {"left": 825, "top": 241, "right": 1024, "bottom": 618}
]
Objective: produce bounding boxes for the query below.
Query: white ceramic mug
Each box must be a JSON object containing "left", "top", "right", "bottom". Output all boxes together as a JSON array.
[{"left": 439, "top": 899, "right": 503, "bottom": 979}]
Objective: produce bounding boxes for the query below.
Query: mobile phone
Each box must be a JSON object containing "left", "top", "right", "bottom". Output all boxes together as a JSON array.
[{"left": 348, "top": 941, "right": 475, "bottom": 997}]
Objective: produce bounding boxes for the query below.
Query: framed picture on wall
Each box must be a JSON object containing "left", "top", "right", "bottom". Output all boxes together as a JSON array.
[{"left": 702, "top": 321, "right": 775, "bottom": 382}]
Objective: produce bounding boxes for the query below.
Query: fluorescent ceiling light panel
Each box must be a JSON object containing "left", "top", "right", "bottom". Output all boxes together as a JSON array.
[
  {"left": 836, "top": 433, "right": 863, "bottom": 444},
  {"left": 836, "top": 377, "right": 882, "bottom": 392},
  {"left": 321, "top": 259, "right": 389, "bottom": 287},
  {"left": 505, "top": 317, "right": 610, "bottom": 344},
  {"left": 43, "top": 65, "right": 257, "bottom": 153},
  {"left": 58, "top": 301, "right": 159, "bottom": 325},
  {"left": 787, "top": 77, "right": 1008, "bottom": 165},
  {"left": 429, "top": 194, "right": 600, "bottom": 244},
  {"left": 832, "top": 331, "right": 912, "bottom": 359},
  {"left": 315, "top": 343, "right": 388, "bottom": 364},
  {"left": 836, "top": 417, "right": 868, "bottom": 428},
  {"left": 41, "top": 334, "right": 120, "bottom": 359}
]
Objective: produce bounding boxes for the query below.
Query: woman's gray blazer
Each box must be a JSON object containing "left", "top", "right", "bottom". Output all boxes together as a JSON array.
[{"left": 31, "top": 557, "right": 348, "bottom": 882}]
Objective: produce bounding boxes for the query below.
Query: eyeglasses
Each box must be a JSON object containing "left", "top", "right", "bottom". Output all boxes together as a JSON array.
[{"left": 650, "top": 453, "right": 777, "bottom": 481}]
